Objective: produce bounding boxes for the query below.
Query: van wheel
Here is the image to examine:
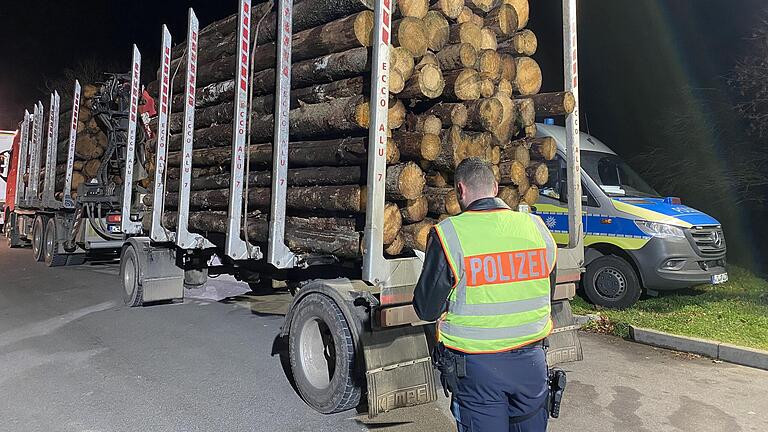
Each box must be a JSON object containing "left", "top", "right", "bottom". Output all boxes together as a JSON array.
[
  {"left": 288, "top": 293, "right": 361, "bottom": 414},
  {"left": 583, "top": 255, "right": 642, "bottom": 309},
  {"left": 32, "top": 215, "right": 48, "bottom": 262}
]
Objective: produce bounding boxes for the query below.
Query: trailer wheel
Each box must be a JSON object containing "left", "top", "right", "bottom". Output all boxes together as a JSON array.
[
  {"left": 32, "top": 215, "right": 47, "bottom": 262},
  {"left": 120, "top": 245, "right": 144, "bottom": 307},
  {"left": 43, "top": 218, "right": 67, "bottom": 267},
  {"left": 583, "top": 255, "right": 642, "bottom": 309},
  {"left": 288, "top": 293, "right": 361, "bottom": 414}
]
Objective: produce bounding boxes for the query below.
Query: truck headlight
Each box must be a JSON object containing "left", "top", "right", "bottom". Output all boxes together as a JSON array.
[{"left": 635, "top": 221, "right": 686, "bottom": 239}]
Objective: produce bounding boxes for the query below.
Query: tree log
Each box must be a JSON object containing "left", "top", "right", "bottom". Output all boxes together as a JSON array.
[
  {"left": 514, "top": 98, "right": 535, "bottom": 127},
  {"left": 426, "top": 170, "right": 451, "bottom": 187},
  {"left": 398, "top": 64, "right": 445, "bottom": 99},
  {"left": 436, "top": 43, "right": 477, "bottom": 72},
  {"left": 498, "top": 29, "right": 537, "bottom": 56},
  {"left": 161, "top": 211, "right": 363, "bottom": 258},
  {"left": 424, "top": 187, "right": 461, "bottom": 215},
  {"left": 399, "top": 0, "right": 430, "bottom": 18},
  {"left": 522, "top": 184, "right": 539, "bottom": 206},
  {"left": 525, "top": 92, "right": 576, "bottom": 117},
  {"left": 391, "top": 47, "right": 416, "bottom": 81},
  {"left": 449, "top": 22, "right": 483, "bottom": 51},
  {"left": 463, "top": 98, "right": 504, "bottom": 132},
  {"left": 527, "top": 162, "right": 549, "bottom": 186},
  {"left": 513, "top": 57, "right": 542, "bottom": 95},
  {"left": 399, "top": 196, "right": 429, "bottom": 223},
  {"left": 393, "top": 17, "right": 429, "bottom": 58},
  {"left": 385, "top": 232, "right": 406, "bottom": 255},
  {"left": 167, "top": 166, "right": 364, "bottom": 192},
  {"left": 386, "top": 162, "right": 426, "bottom": 200},
  {"left": 498, "top": 186, "right": 520, "bottom": 208},
  {"left": 383, "top": 202, "right": 404, "bottom": 245},
  {"left": 405, "top": 113, "right": 443, "bottom": 136},
  {"left": 485, "top": 4, "right": 518, "bottom": 37},
  {"left": 468, "top": 0, "right": 500, "bottom": 13},
  {"left": 477, "top": 49, "right": 501, "bottom": 83},
  {"left": 499, "top": 160, "right": 527, "bottom": 185},
  {"left": 424, "top": 102, "right": 468, "bottom": 128},
  {"left": 480, "top": 27, "right": 498, "bottom": 51},
  {"left": 401, "top": 219, "right": 436, "bottom": 251},
  {"left": 443, "top": 68, "right": 482, "bottom": 101},
  {"left": 503, "top": 0, "right": 529, "bottom": 29},
  {"left": 423, "top": 10, "right": 450, "bottom": 51},
  {"left": 479, "top": 78, "right": 496, "bottom": 98},
  {"left": 432, "top": 126, "right": 466, "bottom": 171},
  {"left": 433, "top": 0, "right": 465, "bottom": 19},
  {"left": 393, "top": 131, "right": 442, "bottom": 161},
  {"left": 500, "top": 54, "right": 517, "bottom": 83}
]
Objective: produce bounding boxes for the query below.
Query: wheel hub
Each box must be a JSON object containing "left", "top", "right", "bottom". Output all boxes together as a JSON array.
[
  {"left": 299, "top": 317, "right": 336, "bottom": 390},
  {"left": 123, "top": 255, "right": 137, "bottom": 298},
  {"left": 594, "top": 267, "right": 627, "bottom": 299}
]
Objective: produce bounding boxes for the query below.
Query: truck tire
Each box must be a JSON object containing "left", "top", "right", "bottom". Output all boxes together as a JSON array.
[
  {"left": 288, "top": 293, "right": 361, "bottom": 414},
  {"left": 583, "top": 255, "right": 642, "bottom": 309},
  {"left": 32, "top": 215, "right": 47, "bottom": 262},
  {"left": 44, "top": 218, "right": 67, "bottom": 267},
  {"left": 184, "top": 268, "right": 208, "bottom": 289},
  {"left": 120, "top": 245, "right": 144, "bottom": 307}
]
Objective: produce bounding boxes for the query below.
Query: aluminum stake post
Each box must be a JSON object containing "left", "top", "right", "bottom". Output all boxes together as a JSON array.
[
  {"left": 43, "top": 91, "right": 61, "bottom": 208},
  {"left": 175, "top": 9, "right": 213, "bottom": 250},
  {"left": 225, "top": 0, "right": 260, "bottom": 260},
  {"left": 563, "top": 0, "right": 583, "bottom": 255},
  {"left": 15, "top": 111, "right": 30, "bottom": 208},
  {"left": 62, "top": 81, "right": 81, "bottom": 209},
  {"left": 267, "top": 0, "right": 296, "bottom": 268},
  {"left": 27, "top": 102, "right": 44, "bottom": 206},
  {"left": 150, "top": 25, "right": 173, "bottom": 243},
  {"left": 121, "top": 45, "right": 144, "bottom": 235}
]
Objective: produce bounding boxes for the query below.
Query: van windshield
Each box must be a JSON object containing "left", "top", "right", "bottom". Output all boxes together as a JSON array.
[{"left": 581, "top": 151, "right": 660, "bottom": 198}]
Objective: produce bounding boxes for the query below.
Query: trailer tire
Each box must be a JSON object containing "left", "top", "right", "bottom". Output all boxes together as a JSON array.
[
  {"left": 288, "top": 293, "right": 361, "bottom": 414},
  {"left": 43, "top": 218, "right": 67, "bottom": 267},
  {"left": 120, "top": 245, "right": 144, "bottom": 307},
  {"left": 583, "top": 255, "right": 642, "bottom": 309},
  {"left": 32, "top": 215, "right": 47, "bottom": 262}
]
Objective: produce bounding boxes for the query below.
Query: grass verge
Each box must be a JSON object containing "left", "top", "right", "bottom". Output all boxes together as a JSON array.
[{"left": 572, "top": 265, "right": 768, "bottom": 351}]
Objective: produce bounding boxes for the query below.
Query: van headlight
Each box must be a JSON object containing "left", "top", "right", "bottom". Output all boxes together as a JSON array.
[{"left": 635, "top": 221, "right": 686, "bottom": 239}]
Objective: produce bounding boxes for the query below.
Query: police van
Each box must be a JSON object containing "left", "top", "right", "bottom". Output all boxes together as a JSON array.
[{"left": 534, "top": 121, "right": 727, "bottom": 308}]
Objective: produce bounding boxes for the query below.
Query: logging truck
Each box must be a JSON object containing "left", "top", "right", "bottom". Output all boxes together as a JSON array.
[
  {"left": 6, "top": 0, "right": 585, "bottom": 417},
  {"left": 3, "top": 77, "right": 142, "bottom": 265}
]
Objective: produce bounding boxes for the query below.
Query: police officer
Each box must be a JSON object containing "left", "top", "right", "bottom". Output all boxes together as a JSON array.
[{"left": 414, "top": 157, "right": 557, "bottom": 432}]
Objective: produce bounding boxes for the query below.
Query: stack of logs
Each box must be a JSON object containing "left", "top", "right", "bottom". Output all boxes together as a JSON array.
[
  {"left": 31, "top": 84, "right": 113, "bottom": 200},
  {"left": 144, "top": 0, "right": 575, "bottom": 259}
]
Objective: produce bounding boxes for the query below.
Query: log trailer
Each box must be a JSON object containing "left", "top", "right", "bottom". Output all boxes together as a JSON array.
[
  {"left": 7, "top": 0, "right": 585, "bottom": 417},
  {"left": 3, "top": 76, "right": 142, "bottom": 265}
]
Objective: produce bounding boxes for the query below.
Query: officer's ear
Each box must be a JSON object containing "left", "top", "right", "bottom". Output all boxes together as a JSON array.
[{"left": 492, "top": 181, "right": 499, "bottom": 197}]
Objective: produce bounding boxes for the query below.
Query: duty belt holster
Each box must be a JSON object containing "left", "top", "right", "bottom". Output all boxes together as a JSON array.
[{"left": 431, "top": 343, "right": 466, "bottom": 397}]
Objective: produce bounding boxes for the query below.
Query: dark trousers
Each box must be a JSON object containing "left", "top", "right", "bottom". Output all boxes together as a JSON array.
[{"left": 449, "top": 344, "right": 549, "bottom": 432}]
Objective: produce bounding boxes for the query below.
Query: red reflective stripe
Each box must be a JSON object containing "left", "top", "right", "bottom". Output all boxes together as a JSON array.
[{"left": 463, "top": 248, "right": 549, "bottom": 286}]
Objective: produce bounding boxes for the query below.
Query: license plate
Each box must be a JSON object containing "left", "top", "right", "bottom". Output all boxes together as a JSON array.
[
  {"left": 711, "top": 273, "right": 728, "bottom": 284},
  {"left": 107, "top": 225, "right": 121, "bottom": 233}
]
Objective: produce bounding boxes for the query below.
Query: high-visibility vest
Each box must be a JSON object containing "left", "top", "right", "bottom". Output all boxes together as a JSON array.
[{"left": 433, "top": 209, "right": 558, "bottom": 353}]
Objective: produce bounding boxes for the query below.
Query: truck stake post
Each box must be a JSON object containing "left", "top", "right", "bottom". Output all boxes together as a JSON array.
[
  {"left": 62, "top": 81, "right": 81, "bottom": 209},
  {"left": 26, "top": 102, "right": 44, "bottom": 206},
  {"left": 120, "top": 45, "right": 144, "bottom": 235},
  {"left": 150, "top": 25, "right": 174, "bottom": 243},
  {"left": 15, "top": 110, "right": 30, "bottom": 208},
  {"left": 43, "top": 91, "right": 61, "bottom": 208}
]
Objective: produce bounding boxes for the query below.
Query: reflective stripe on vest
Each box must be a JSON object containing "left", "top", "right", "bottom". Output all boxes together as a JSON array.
[{"left": 434, "top": 210, "right": 556, "bottom": 353}]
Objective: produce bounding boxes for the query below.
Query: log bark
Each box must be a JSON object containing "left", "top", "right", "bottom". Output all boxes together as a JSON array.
[
  {"left": 385, "top": 232, "right": 406, "bottom": 255},
  {"left": 424, "top": 187, "right": 461, "bottom": 215},
  {"left": 426, "top": 170, "right": 451, "bottom": 187},
  {"left": 393, "top": 131, "right": 442, "bottom": 161},
  {"left": 401, "top": 219, "right": 436, "bottom": 251},
  {"left": 527, "top": 137, "right": 557, "bottom": 161},
  {"left": 386, "top": 162, "right": 426, "bottom": 200},
  {"left": 159, "top": 185, "right": 366, "bottom": 213},
  {"left": 490, "top": 93, "right": 515, "bottom": 144},
  {"left": 436, "top": 43, "right": 477, "bottom": 72},
  {"left": 498, "top": 29, "right": 537, "bottom": 56},
  {"left": 399, "top": 196, "right": 429, "bottom": 223},
  {"left": 485, "top": 4, "right": 518, "bottom": 37},
  {"left": 161, "top": 211, "right": 363, "bottom": 258},
  {"left": 383, "top": 202, "right": 404, "bottom": 245},
  {"left": 424, "top": 102, "right": 468, "bottom": 128},
  {"left": 167, "top": 166, "right": 364, "bottom": 192},
  {"left": 500, "top": 54, "right": 517, "bottom": 83},
  {"left": 521, "top": 184, "right": 539, "bottom": 206},
  {"left": 468, "top": 0, "right": 500, "bottom": 13},
  {"left": 514, "top": 98, "right": 536, "bottom": 127},
  {"left": 525, "top": 92, "right": 576, "bottom": 117},
  {"left": 432, "top": 126, "right": 466, "bottom": 171},
  {"left": 463, "top": 98, "right": 504, "bottom": 132}
]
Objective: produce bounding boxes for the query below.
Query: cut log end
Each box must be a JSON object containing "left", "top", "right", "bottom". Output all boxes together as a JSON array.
[
  {"left": 513, "top": 57, "right": 542, "bottom": 96},
  {"left": 383, "top": 202, "right": 404, "bottom": 245},
  {"left": 423, "top": 10, "right": 450, "bottom": 52}
]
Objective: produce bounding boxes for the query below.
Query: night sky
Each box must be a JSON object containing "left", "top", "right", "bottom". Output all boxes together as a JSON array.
[{"left": 0, "top": 1, "right": 765, "bottom": 266}]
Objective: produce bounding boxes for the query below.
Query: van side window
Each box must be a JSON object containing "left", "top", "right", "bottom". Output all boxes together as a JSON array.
[{"left": 539, "top": 155, "right": 599, "bottom": 207}]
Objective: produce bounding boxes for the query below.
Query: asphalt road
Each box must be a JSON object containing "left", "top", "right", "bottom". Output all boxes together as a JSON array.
[{"left": 0, "top": 241, "right": 766, "bottom": 432}]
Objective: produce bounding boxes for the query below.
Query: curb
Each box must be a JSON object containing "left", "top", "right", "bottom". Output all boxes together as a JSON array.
[{"left": 629, "top": 326, "right": 768, "bottom": 371}]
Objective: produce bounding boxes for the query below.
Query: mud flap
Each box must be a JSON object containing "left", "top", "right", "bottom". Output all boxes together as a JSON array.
[
  {"left": 362, "top": 325, "right": 438, "bottom": 417},
  {"left": 547, "top": 300, "right": 583, "bottom": 365}
]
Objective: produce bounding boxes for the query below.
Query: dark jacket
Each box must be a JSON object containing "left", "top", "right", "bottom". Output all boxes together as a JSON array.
[{"left": 413, "top": 197, "right": 556, "bottom": 322}]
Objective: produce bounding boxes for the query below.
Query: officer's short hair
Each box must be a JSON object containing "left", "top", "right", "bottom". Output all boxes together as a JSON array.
[{"left": 455, "top": 157, "right": 496, "bottom": 193}]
